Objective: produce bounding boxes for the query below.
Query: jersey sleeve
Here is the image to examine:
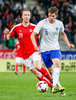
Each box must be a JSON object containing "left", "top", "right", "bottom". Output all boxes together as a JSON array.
[
  {"left": 59, "top": 22, "right": 64, "bottom": 32},
  {"left": 15, "top": 44, "right": 17, "bottom": 49},
  {"left": 33, "top": 21, "right": 42, "bottom": 34},
  {"left": 9, "top": 26, "right": 16, "bottom": 37}
]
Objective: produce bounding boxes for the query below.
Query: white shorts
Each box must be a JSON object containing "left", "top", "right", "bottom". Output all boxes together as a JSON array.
[
  {"left": 15, "top": 57, "right": 25, "bottom": 64},
  {"left": 23, "top": 52, "right": 41, "bottom": 70}
]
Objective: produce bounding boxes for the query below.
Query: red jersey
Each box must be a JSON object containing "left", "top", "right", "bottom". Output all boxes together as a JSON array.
[
  {"left": 9, "top": 23, "right": 37, "bottom": 59},
  {"left": 15, "top": 43, "right": 22, "bottom": 58}
]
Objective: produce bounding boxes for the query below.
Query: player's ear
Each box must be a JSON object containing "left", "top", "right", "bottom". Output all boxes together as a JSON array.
[
  {"left": 22, "top": 15, "right": 23, "bottom": 19},
  {"left": 55, "top": 13, "right": 58, "bottom": 18}
]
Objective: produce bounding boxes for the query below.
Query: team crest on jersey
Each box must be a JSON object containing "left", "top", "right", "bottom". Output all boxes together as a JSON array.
[
  {"left": 19, "top": 33, "right": 23, "bottom": 38},
  {"left": 56, "top": 27, "right": 58, "bottom": 31},
  {"left": 29, "top": 29, "right": 32, "bottom": 32}
]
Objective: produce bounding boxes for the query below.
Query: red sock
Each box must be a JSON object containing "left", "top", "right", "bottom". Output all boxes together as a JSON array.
[
  {"left": 40, "top": 75, "right": 53, "bottom": 87},
  {"left": 39, "top": 67, "right": 52, "bottom": 81},
  {"left": 16, "top": 64, "right": 19, "bottom": 72},
  {"left": 23, "top": 65, "right": 26, "bottom": 73}
]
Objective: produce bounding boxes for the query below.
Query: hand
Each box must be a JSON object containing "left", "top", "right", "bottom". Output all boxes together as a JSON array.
[
  {"left": 68, "top": 44, "right": 75, "bottom": 48},
  {"left": 34, "top": 46, "right": 39, "bottom": 51},
  {"left": 34, "top": 46, "right": 40, "bottom": 55},
  {"left": 4, "top": 28, "right": 9, "bottom": 35}
]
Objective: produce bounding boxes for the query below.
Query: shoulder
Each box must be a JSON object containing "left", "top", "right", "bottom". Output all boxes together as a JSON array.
[
  {"left": 29, "top": 23, "right": 37, "bottom": 29},
  {"left": 39, "top": 18, "right": 47, "bottom": 24},
  {"left": 9, "top": 23, "right": 22, "bottom": 33},
  {"left": 11, "top": 23, "right": 22, "bottom": 30},
  {"left": 14, "top": 23, "right": 22, "bottom": 28},
  {"left": 55, "top": 19, "right": 63, "bottom": 25},
  {"left": 30, "top": 23, "right": 36, "bottom": 26}
]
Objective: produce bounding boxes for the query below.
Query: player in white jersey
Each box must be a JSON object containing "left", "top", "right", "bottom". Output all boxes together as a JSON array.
[{"left": 31, "top": 7, "right": 74, "bottom": 95}]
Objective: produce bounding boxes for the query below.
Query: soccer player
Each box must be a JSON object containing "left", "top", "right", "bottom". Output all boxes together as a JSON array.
[
  {"left": 4, "top": 9, "right": 53, "bottom": 88},
  {"left": 13, "top": 40, "right": 26, "bottom": 75},
  {"left": 31, "top": 7, "right": 74, "bottom": 95}
]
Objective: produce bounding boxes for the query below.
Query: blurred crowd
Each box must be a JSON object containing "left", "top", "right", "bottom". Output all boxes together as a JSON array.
[{"left": 0, "top": 0, "right": 76, "bottom": 49}]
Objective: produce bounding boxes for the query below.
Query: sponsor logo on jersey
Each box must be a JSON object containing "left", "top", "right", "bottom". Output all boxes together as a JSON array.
[
  {"left": 56, "top": 27, "right": 58, "bottom": 31},
  {"left": 19, "top": 30, "right": 22, "bottom": 32}
]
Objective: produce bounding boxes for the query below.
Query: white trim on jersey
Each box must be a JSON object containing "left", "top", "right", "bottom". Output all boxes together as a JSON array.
[
  {"left": 9, "top": 23, "right": 22, "bottom": 34},
  {"left": 30, "top": 23, "right": 36, "bottom": 26}
]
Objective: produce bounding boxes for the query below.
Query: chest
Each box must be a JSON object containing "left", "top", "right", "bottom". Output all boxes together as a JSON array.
[
  {"left": 43, "top": 23, "right": 61, "bottom": 35},
  {"left": 16, "top": 26, "right": 34, "bottom": 39}
]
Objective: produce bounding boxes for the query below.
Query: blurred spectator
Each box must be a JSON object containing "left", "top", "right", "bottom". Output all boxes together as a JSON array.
[
  {"left": 8, "top": 21, "right": 13, "bottom": 30},
  {"left": 6, "top": 37, "right": 15, "bottom": 49},
  {"left": 0, "top": 0, "right": 4, "bottom": 5},
  {"left": 71, "top": 22, "right": 76, "bottom": 44},
  {"left": 14, "top": 7, "right": 21, "bottom": 18},
  {"left": 35, "top": 11, "right": 41, "bottom": 22},
  {"left": 15, "top": 15, "right": 22, "bottom": 24},
  {"left": 30, "top": 16, "right": 37, "bottom": 24},
  {"left": 32, "top": 7, "right": 38, "bottom": 16},
  {"left": 65, "top": 22, "right": 72, "bottom": 41},
  {"left": 0, "top": 20, "right": 3, "bottom": 49}
]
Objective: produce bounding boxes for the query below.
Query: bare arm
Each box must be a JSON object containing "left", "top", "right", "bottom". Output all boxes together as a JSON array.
[
  {"left": 13, "top": 48, "right": 17, "bottom": 53},
  {"left": 31, "top": 32, "right": 39, "bottom": 51},
  {"left": 61, "top": 32, "right": 74, "bottom": 48}
]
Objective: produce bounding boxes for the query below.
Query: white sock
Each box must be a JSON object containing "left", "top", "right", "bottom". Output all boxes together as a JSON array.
[
  {"left": 57, "top": 81, "right": 62, "bottom": 87},
  {"left": 52, "top": 67, "right": 60, "bottom": 86}
]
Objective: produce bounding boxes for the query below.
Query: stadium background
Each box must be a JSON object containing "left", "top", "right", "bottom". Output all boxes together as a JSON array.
[
  {"left": 0, "top": 0, "right": 76, "bottom": 72},
  {"left": 0, "top": 0, "right": 76, "bottom": 100}
]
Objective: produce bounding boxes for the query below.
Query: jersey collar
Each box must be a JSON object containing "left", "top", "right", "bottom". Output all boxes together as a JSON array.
[{"left": 22, "top": 22, "right": 30, "bottom": 27}]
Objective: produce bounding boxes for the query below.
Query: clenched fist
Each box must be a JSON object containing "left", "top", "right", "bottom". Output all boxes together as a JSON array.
[{"left": 4, "top": 28, "right": 9, "bottom": 35}]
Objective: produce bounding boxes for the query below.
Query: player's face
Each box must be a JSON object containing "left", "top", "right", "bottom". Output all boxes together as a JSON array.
[
  {"left": 22, "top": 11, "right": 31, "bottom": 23},
  {"left": 48, "top": 13, "right": 57, "bottom": 23}
]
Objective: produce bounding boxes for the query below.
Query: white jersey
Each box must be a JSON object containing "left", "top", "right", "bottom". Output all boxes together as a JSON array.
[{"left": 33, "top": 18, "right": 64, "bottom": 52}]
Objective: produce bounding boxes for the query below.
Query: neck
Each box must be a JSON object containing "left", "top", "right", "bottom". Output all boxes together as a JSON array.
[
  {"left": 22, "top": 21, "right": 30, "bottom": 27},
  {"left": 48, "top": 18, "right": 55, "bottom": 24}
]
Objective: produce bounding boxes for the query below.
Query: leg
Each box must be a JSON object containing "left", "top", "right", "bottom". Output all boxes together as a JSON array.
[
  {"left": 31, "top": 68, "right": 53, "bottom": 88},
  {"left": 48, "top": 66, "right": 62, "bottom": 87},
  {"left": 33, "top": 52, "right": 52, "bottom": 82},
  {"left": 23, "top": 54, "right": 53, "bottom": 88},
  {"left": 15, "top": 63, "right": 19, "bottom": 75},
  {"left": 52, "top": 58, "right": 60, "bottom": 86},
  {"left": 52, "top": 58, "right": 65, "bottom": 94},
  {"left": 47, "top": 66, "right": 53, "bottom": 75},
  {"left": 23, "top": 64, "right": 26, "bottom": 75},
  {"left": 15, "top": 57, "right": 21, "bottom": 75}
]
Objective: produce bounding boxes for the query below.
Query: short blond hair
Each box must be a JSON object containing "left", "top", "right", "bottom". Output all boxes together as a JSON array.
[
  {"left": 48, "top": 7, "right": 58, "bottom": 15},
  {"left": 22, "top": 9, "right": 31, "bottom": 14}
]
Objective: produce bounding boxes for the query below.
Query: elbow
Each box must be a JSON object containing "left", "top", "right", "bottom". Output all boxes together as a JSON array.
[
  {"left": 31, "top": 32, "right": 35, "bottom": 40},
  {"left": 61, "top": 32, "right": 66, "bottom": 38}
]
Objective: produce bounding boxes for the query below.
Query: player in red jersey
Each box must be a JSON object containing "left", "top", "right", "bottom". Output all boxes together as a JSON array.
[
  {"left": 4, "top": 9, "right": 53, "bottom": 88},
  {"left": 13, "top": 40, "right": 26, "bottom": 75}
]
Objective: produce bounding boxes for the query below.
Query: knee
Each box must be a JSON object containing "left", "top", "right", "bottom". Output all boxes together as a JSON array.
[
  {"left": 31, "top": 69, "right": 42, "bottom": 78},
  {"left": 33, "top": 61, "right": 41, "bottom": 70},
  {"left": 48, "top": 68, "right": 53, "bottom": 75},
  {"left": 36, "top": 72, "right": 42, "bottom": 78},
  {"left": 55, "top": 62, "right": 60, "bottom": 68}
]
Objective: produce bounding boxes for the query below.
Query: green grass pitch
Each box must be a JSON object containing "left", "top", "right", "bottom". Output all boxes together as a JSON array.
[{"left": 0, "top": 72, "right": 76, "bottom": 100}]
